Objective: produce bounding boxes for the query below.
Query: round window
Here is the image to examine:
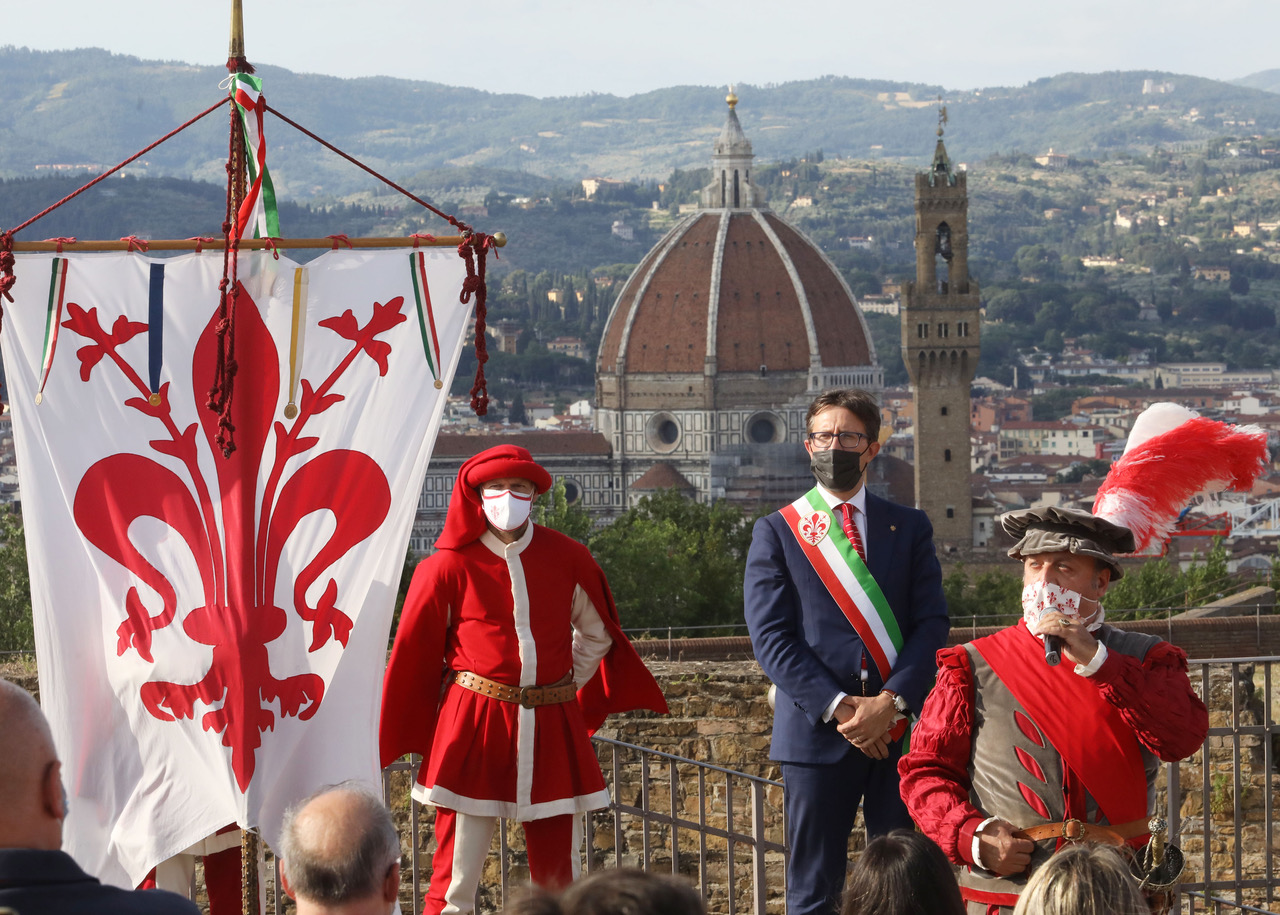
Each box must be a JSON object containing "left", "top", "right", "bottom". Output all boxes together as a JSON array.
[
  {"left": 645, "top": 413, "right": 682, "bottom": 453},
  {"left": 562, "top": 481, "right": 581, "bottom": 504},
  {"left": 748, "top": 416, "right": 776, "bottom": 444},
  {"left": 745, "top": 412, "right": 782, "bottom": 444}
]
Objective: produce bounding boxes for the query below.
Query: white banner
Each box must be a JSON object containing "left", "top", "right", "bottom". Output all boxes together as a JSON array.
[{"left": 1, "top": 248, "right": 471, "bottom": 886}]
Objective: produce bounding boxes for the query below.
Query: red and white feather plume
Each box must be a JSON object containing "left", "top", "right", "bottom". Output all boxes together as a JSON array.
[{"left": 1092, "top": 402, "right": 1270, "bottom": 553}]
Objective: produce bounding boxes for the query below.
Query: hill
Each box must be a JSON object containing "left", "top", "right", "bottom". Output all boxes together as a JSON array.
[
  {"left": 5, "top": 48, "right": 1280, "bottom": 201},
  {"left": 1235, "top": 70, "right": 1280, "bottom": 94}
]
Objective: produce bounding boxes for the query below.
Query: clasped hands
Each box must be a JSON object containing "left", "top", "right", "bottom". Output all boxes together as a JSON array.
[{"left": 833, "top": 692, "right": 897, "bottom": 760}]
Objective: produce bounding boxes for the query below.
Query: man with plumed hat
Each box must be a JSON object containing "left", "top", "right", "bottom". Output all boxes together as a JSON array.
[
  {"left": 898, "top": 506, "right": 1208, "bottom": 914},
  {"left": 380, "top": 444, "right": 667, "bottom": 915}
]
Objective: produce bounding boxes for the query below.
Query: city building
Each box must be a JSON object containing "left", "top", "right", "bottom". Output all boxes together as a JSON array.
[{"left": 900, "top": 117, "right": 981, "bottom": 549}]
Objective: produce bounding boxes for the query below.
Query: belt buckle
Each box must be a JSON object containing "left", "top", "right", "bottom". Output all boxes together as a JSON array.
[
  {"left": 519, "top": 686, "right": 537, "bottom": 709},
  {"left": 1062, "top": 818, "right": 1086, "bottom": 842}
]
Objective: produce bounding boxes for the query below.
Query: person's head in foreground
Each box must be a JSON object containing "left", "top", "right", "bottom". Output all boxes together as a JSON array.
[
  {"left": 504, "top": 868, "right": 706, "bottom": 915},
  {"left": 1011, "top": 843, "right": 1147, "bottom": 915},
  {"left": 0, "top": 678, "right": 66, "bottom": 851},
  {"left": 279, "top": 782, "right": 401, "bottom": 915},
  {"left": 841, "top": 829, "right": 965, "bottom": 915}
]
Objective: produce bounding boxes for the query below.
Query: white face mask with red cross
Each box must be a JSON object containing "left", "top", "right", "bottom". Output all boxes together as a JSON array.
[{"left": 481, "top": 488, "right": 533, "bottom": 532}]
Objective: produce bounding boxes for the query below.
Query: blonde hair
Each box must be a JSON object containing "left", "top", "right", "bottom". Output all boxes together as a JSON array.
[{"left": 1012, "top": 844, "right": 1146, "bottom": 915}]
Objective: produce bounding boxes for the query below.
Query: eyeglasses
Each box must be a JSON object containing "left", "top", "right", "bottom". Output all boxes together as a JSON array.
[{"left": 807, "top": 431, "right": 870, "bottom": 450}]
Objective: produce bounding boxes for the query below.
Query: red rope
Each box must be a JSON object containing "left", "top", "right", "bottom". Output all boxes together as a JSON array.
[
  {"left": 42, "top": 237, "right": 77, "bottom": 252},
  {"left": 187, "top": 236, "right": 217, "bottom": 253},
  {"left": 326, "top": 234, "right": 352, "bottom": 250},
  {"left": 263, "top": 103, "right": 497, "bottom": 415},
  {"left": 120, "top": 236, "right": 150, "bottom": 253},
  {"left": 263, "top": 104, "right": 473, "bottom": 236},
  {"left": 5, "top": 97, "right": 231, "bottom": 240},
  {"left": 208, "top": 98, "right": 243, "bottom": 458},
  {"left": 459, "top": 234, "right": 493, "bottom": 415},
  {"left": 0, "top": 233, "right": 13, "bottom": 328},
  {"left": 0, "top": 96, "right": 231, "bottom": 335}
]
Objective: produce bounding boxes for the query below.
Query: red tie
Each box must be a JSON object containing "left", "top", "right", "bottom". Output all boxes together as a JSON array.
[{"left": 838, "top": 503, "right": 866, "bottom": 562}]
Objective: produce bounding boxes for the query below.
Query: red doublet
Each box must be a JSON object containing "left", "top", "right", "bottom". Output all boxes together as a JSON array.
[
  {"left": 380, "top": 523, "right": 666, "bottom": 820},
  {"left": 899, "top": 623, "right": 1207, "bottom": 879}
]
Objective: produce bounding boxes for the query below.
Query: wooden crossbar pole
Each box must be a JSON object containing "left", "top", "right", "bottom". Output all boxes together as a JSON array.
[{"left": 10, "top": 234, "right": 506, "bottom": 253}]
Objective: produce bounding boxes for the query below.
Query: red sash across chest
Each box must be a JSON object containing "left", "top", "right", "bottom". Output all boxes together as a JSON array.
[{"left": 972, "top": 624, "right": 1148, "bottom": 826}]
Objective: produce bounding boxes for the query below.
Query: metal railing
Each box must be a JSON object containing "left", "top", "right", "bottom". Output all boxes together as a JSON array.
[
  {"left": 281, "top": 656, "right": 1279, "bottom": 915},
  {"left": 1166, "top": 657, "right": 1279, "bottom": 913}
]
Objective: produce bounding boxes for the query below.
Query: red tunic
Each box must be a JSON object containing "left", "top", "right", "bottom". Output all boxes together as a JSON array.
[
  {"left": 380, "top": 524, "right": 667, "bottom": 820},
  {"left": 899, "top": 623, "right": 1207, "bottom": 869}
]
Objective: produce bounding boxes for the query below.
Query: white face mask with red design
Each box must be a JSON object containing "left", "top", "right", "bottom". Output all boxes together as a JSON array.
[
  {"left": 1021, "top": 581, "right": 1105, "bottom": 636},
  {"left": 481, "top": 488, "right": 533, "bottom": 532}
]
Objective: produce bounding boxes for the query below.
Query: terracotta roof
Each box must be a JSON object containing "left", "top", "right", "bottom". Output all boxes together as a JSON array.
[
  {"left": 598, "top": 211, "right": 872, "bottom": 378},
  {"left": 432, "top": 431, "right": 611, "bottom": 458},
  {"left": 631, "top": 462, "right": 696, "bottom": 492}
]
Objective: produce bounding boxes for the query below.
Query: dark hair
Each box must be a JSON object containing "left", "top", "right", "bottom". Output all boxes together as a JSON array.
[
  {"left": 1011, "top": 844, "right": 1146, "bottom": 915},
  {"left": 841, "top": 830, "right": 964, "bottom": 915},
  {"left": 280, "top": 782, "right": 400, "bottom": 904},
  {"left": 505, "top": 869, "right": 705, "bottom": 915},
  {"left": 806, "top": 389, "right": 881, "bottom": 443}
]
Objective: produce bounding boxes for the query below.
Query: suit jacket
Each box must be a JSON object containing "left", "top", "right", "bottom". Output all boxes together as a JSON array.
[
  {"left": 0, "top": 849, "right": 200, "bottom": 915},
  {"left": 744, "top": 489, "right": 950, "bottom": 765}
]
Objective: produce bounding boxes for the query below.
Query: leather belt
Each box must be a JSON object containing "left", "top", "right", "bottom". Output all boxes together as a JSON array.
[
  {"left": 453, "top": 671, "right": 575, "bottom": 708},
  {"left": 1016, "top": 817, "right": 1151, "bottom": 847}
]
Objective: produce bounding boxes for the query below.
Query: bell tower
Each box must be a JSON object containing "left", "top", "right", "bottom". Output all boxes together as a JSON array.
[{"left": 901, "top": 106, "right": 980, "bottom": 550}]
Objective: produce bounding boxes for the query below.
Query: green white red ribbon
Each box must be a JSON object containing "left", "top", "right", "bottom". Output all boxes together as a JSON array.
[
  {"left": 230, "top": 73, "right": 280, "bottom": 240},
  {"left": 410, "top": 251, "right": 442, "bottom": 387},
  {"left": 36, "top": 257, "right": 69, "bottom": 403}
]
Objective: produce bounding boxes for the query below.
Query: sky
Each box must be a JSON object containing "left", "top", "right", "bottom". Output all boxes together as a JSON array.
[{"left": 3, "top": 0, "right": 1279, "bottom": 99}]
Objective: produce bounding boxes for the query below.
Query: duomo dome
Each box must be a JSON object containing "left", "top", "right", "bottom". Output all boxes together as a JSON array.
[{"left": 595, "top": 92, "right": 882, "bottom": 506}]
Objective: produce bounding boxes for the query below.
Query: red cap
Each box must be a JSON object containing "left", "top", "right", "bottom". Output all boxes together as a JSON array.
[{"left": 434, "top": 444, "right": 553, "bottom": 550}]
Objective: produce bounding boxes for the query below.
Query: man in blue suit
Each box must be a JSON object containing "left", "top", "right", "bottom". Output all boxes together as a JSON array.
[{"left": 744, "top": 388, "right": 950, "bottom": 915}]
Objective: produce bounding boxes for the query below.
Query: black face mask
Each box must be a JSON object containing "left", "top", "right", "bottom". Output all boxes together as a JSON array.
[{"left": 810, "top": 448, "right": 865, "bottom": 492}]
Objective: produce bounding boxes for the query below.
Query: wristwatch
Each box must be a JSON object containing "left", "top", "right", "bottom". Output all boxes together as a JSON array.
[{"left": 880, "top": 689, "right": 909, "bottom": 715}]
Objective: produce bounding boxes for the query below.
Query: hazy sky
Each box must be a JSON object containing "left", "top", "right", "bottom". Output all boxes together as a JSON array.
[{"left": 4, "top": 0, "right": 1278, "bottom": 98}]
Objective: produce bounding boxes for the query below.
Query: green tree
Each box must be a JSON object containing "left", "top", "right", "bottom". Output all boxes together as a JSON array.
[
  {"left": 508, "top": 391, "right": 528, "bottom": 425},
  {"left": 942, "top": 564, "right": 1023, "bottom": 626},
  {"left": 1103, "top": 555, "right": 1185, "bottom": 617},
  {"left": 589, "top": 490, "right": 754, "bottom": 632},
  {"left": 534, "top": 478, "right": 593, "bottom": 544},
  {"left": 0, "top": 510, "right": 33, "bottom": 652}
]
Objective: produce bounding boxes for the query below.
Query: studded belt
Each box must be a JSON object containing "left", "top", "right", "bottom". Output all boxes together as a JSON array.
[
  {"left": 1016, "top": 816, "right": 1151, "bottom": 847},
  {"left": 453, "top": 671, "right": 576, "bottom": 708}
]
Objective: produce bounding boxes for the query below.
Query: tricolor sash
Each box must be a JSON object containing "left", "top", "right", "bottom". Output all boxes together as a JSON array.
[
  {"left": 972, "top": 623, "right": 1148, "bottom": 828},
  {"left": 779, "top": 489, "right": 907, "bottom": 739}
]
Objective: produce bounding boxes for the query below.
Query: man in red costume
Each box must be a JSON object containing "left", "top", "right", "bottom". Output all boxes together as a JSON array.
[
  {"left": 380, "top": 444, "right": 667, "bottom": 915},
  {"left": 899, "top": 506, "right": 1208, "bottom": 914}
]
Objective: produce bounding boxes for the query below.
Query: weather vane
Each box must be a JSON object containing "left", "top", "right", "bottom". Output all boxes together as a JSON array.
[{"left": 937, "top": 95, "right": 948, "bottom": 137}]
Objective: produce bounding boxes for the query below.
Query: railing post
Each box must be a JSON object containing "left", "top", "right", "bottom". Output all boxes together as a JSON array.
[{"left": 750, "top": 780, "right": 767, "bottom": 915}]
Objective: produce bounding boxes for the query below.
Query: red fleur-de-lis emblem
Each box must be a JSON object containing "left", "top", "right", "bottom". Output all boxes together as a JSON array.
[
  {"left": 64, "top": 281, "right": 401, "bottom": 791},
  {"left": 798, "top": 511, "right": 830, "bottom": 546}
]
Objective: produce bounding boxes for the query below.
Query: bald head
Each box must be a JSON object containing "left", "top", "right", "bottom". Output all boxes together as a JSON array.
[
  {"left": 0, "top": 679, "right": 65, "bottom": 850},
  {"left": 280, "top": 783, "right": 400, "bottom": 915}
]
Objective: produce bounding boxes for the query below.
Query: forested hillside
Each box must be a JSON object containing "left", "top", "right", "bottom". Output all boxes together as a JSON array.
[{"left": 5, "top": 47, "right": 1280, "bottom": 197}]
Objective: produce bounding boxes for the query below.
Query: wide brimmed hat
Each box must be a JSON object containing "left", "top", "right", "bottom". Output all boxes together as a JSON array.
[
  {"left": 435, "top": 444, "right": 552, "bottom": 550},
  {"left": 1001, "top": 506, "right": 1135, "bottom": 580}
]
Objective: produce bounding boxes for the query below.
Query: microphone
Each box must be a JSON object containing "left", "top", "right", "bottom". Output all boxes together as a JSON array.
[{"left": 1044, "top": 635, "right": 1063, "bottom": 667}]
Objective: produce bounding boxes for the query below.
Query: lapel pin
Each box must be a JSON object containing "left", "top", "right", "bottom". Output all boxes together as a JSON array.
[{"left": 890, "top": 525, "right": 897, "bottom": 531}]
